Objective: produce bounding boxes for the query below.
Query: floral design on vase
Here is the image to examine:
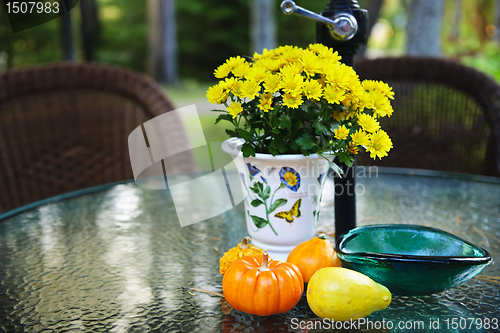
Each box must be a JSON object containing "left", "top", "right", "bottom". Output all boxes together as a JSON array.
[
  {"left": 247, "top": 163, "right": 261, "bottom": 178},
  {"left": 244, "top": 164, "right": 303, "bottom": 236},
  {"left": 279, "top": 167, "right": 301, "bottom": 192}
]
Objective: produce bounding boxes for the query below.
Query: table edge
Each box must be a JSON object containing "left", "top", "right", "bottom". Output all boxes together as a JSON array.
[{"left": 0, "top": 180, "right": 134, "bottom": 221}]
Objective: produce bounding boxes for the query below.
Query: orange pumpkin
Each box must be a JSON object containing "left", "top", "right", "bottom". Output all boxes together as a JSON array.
[
  {"left": 286, "top": 234, "right": 341, "bottom": 283},
  {"left": 222, "top": 250, "right": 304, "bottom": 316}
]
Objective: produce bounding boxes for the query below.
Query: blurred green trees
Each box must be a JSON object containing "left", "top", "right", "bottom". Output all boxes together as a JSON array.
[{"left": 0, "top": 0, "right": 499, "bottom": 82}]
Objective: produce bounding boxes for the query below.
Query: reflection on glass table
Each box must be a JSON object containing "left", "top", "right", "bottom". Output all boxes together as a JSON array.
[{"left": 0, "top": 168, "right": 498, "bottom": 332}]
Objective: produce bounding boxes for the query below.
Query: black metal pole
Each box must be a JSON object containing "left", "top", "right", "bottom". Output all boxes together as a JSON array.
[{"left": 315, "top": 0, "right": 368, "bottom": 242}]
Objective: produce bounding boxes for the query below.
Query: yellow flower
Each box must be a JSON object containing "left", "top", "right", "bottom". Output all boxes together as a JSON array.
[
  {"left": 357, "top": 113, "right": 380, "bottom": 133},
  {"left": 323, "top": 84, "right": 345, "bottom": 104},
  {"left": 366, "top": 130, "right": 393, "bottom": 159},
  {"left": 232, "top": 62, "right": 251, "bottom": 78},
  {"left": 264, "top": 74, "right": 281, "bottom": 94},
  {"left": 253, "top": 48, "right": 276, "bottom": 59},
  {"left": 219, "top": 77, "right": 239, "bottom": 91},
  {"left": 334, "top": 125, "right": 349, "bottom": 140},
  {"left": 206, "top": 84, "right": 228, "bottom": 104},
  {"left": 362, "top": 80, "right": 378, "bottom": 91},
  {"left": 226, "top": 56, "right": 246, "bottom": 70},
  {"left": 280, "top": 72, "right": 304, "bottom": 95},
  {"left": 231, "top": 81, "right": 245, "bottom": 99},
  {"left": 214, "top": 63, "right": 231, "bottom": 79},
  {"left": 301, "top": 50, "right": 322, "bottom": 76},
  {"left": 283, "top": 170, "right": 298, "bottom": 186},
  {"left": 324, "top": 63, "right": 358, "bottom": 90},
  {"left": 278, "top": 45, "right": 303, "bottom": 63},
  {"left": 246, "top": 66, "right": 268, "bottom": 83},
  {"left": 208, "top": 45, "right": 394, "bottom": 162},
  {"left": 340, "top": 94, "right": 358, "bottom": 110},
  {"left": 380, "top": 82, "right": 395, "bottom": 99},
  {"left": 258, "top": 93, "right": 274, "bottom": 112},
  {"left": 346, "top": 143, "right": 359, "bottom": 154},
  {"left": 283, "top": 93, "right": 303, "bottom": 109},
  {"left": 343, "top": 83, "right": 367, "bottom": 111},
  {"left": 280, "top": 63, "right": 303, "bottom": 77},
  {"left": 350, "top": 129, "right": 370, "bottom": 146},
  {"left": 227, "top": 102, "right": 243, "bottom": 118},
  {"left": 333, "top": 111, "right": 348, "bottom": 121},
  {"left": 308, "top": 43, "right": 341, "bottom": 61},
  {"left": 350, "top": 129, "right": 369, "bottom": 146},
  {"left": 240, "top": 80, "right": 261, "bottom": 100},
  {"left": 363, "top": 80, "right": 395, "bottom": 100},
  {"left": 303, "top": 79, "right": 323, "bottom": 101},
  {"left": 370, "top": 91, "right": 393, "bottom": 118},
  {"left": 255, "top": 57, "right": 282, "bottom": 72},
  {"left": 384, "top": 103, "right": 394, "bottom": 117}
]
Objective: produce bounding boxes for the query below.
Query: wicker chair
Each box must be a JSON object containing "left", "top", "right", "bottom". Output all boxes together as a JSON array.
[
  {"left": 355, "top": 56, "right": 500, "bottom": 177},
  {"left": 0, "top": 63, "right": 196, "bottom": 213}
]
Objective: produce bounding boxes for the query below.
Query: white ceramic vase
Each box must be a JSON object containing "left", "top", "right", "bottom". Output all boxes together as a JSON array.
[{"left": 222, "top": 138, "right": 331, "bottom": 261}]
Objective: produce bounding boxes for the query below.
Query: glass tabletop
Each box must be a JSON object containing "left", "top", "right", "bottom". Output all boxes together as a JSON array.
[{"left": 0, "top": 168, "right": 499, "bottom": 332}]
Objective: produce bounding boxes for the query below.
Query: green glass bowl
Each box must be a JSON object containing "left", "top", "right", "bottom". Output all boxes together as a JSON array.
[{"left": 335, "top": 224, "right": 492, "bottom": 295}]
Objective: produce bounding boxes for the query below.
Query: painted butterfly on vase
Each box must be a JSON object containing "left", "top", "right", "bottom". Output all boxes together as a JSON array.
[{"left": 274, "top": 199, "right": 302, "bottom": 223}]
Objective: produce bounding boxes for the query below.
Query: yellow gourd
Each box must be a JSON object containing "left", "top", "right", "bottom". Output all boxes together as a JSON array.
[
  {"left": 307, "top": 267, "right": 392, "bottom": 321},
  {"left": 219, "top": 236, "right": 263, "bottom": 275}
]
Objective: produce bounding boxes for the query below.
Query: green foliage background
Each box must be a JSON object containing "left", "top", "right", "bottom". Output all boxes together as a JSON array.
[
  {"left": 0, "top": 0, "right": 325, "bottom": 79},
  {"left": 0, "top": 0, "right": 499, "bottom": 83}
]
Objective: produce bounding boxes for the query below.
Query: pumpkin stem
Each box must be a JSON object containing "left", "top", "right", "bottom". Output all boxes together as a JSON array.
[
  {"left": 240, "top": 236, "right": 251, "bottom": 249},
  {"left": 259, "top": 250, "right": 270, "bottom": 272},
  {"left": 318, "top": 234, "right": 327, "bottom": 240}
]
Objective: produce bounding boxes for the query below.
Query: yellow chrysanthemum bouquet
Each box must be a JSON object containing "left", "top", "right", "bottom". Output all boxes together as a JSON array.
[{"left": 207, "top": 44, "right": 394, "bottom": 172}]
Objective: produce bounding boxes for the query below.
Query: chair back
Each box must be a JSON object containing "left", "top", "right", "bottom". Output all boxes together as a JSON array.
[
  {"left": 355, "top": 56, "right": 500, "bottom": 177},
  {"left": 0, "top": 63, "right": 196, "bottom": 213}
]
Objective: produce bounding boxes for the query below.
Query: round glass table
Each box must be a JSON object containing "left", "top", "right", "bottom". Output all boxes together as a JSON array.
[{"left": 0, "top": 168, "right": 499, "bottom": 332}]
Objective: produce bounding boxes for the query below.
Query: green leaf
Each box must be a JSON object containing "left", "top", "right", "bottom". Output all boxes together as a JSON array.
[
  {"left": 338, "top": 152, "right": 354, "bottom": 167},
  {"left": 215, "top": 113, "right": 233, "bottom": 124},
  {"left": 225, "top": 129, "right": 237, "bottom": 137},
  {"left": 299, "top": 104, "right": 309, "bottom": 112},
  {"left": 289, "top": 141, "right": 299, "bottom": 151},
  {"left": 251, "top": 199, "right": 264, "bottom": 207},
  {"left": 268, "top": 144, "right": 280, "bottom": 156},
  {"left": 250, "top": 182, "right": 264, "bottom": 195},
  {"left": 237, "top": 128, "right": 251, "bottom": 141},
  {"left": 312, "top": 120, "right": 328, "bottom": 135},
  {"left": 329, "top": 160, "right": 344, "bottom": 178},
  {"left": 271, "top": 116, "right": 280, "bottom": 128},
  {"left": 295, "top": 133, "right": 317, "bottom": 150},
  {"left": 250, "top": 215, "right": 268, "bottom": 228},
  {"left": 241, "top": 143, "right": 256, "bottom": 157},
  {"left": 279, "top": 114, "right": 292, "bottom": 129},
  {"left": 275, "top": 139, "right": 288, "bottom": 153},
  {"left": 272, "top": 128, "right": 281, "bottom": 134},
  {"left": 269, "top": 198, "right": 287, "bottom": 213},
  {"left": 261, "top": 185, "right": 271, "bottom": 201}
]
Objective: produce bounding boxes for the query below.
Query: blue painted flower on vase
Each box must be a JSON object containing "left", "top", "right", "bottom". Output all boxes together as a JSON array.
[
  {"left": 260, "top": 176, "right": 267, "bottom": 183},
  {"left": 279, "top": 167, "right": 301, "bottom": 192},
  {"left": 246, "top": 163, "right": 261, "bottom": 178},
  {"left": 317, "top": 172, "right": 326, "bottom": 185}
]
